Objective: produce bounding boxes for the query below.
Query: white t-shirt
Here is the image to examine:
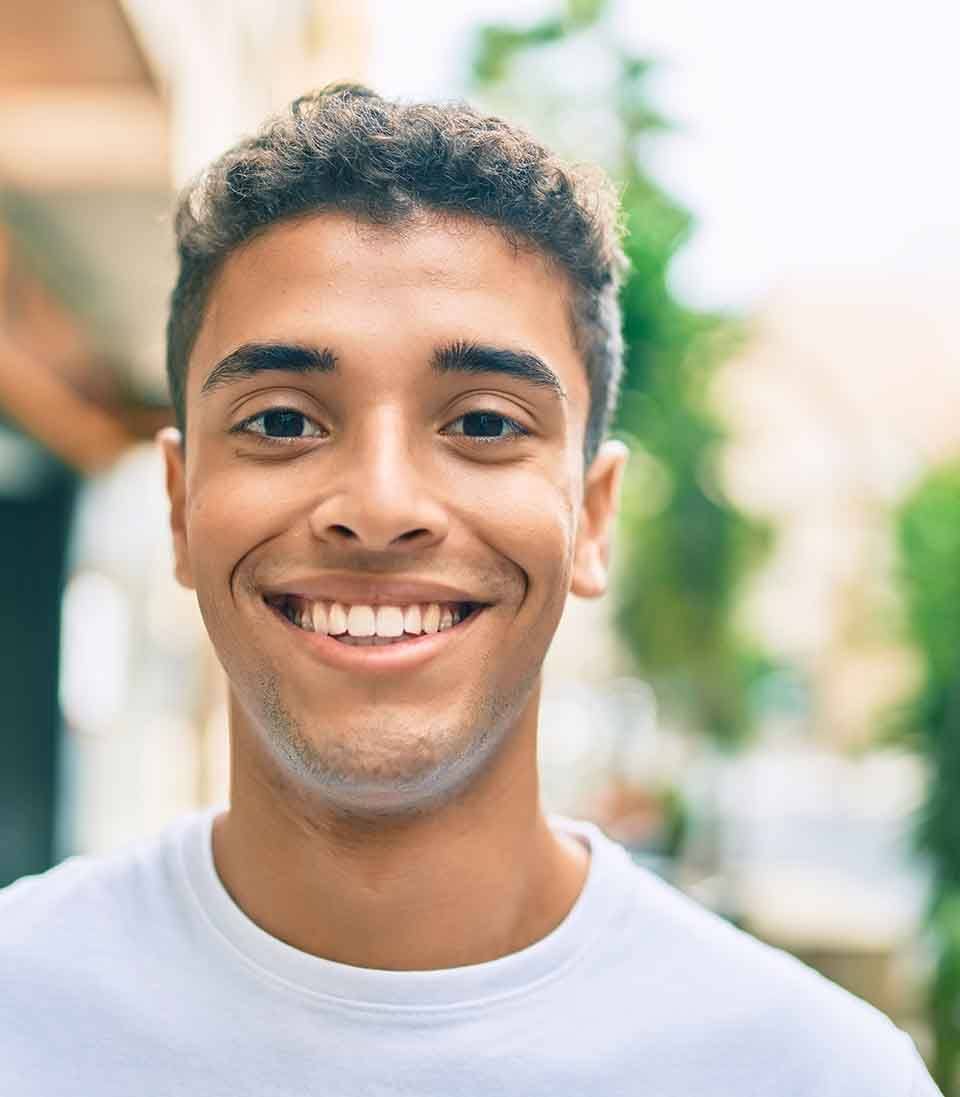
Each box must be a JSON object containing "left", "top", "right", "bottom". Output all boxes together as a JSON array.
[{"left": 0, "top": 805, "right": 942, "bottom": 1095}]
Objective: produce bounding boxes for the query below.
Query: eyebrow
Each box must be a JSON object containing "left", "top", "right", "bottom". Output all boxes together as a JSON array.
[
  {"left": 432, "top": 340, "right": 566, "bottom": 400},
  {"left": 199, "top": 338, "right": 566, "bottom": 400},
  {"left": 200, "top": 343, "right": 337, "bottom": 395}
]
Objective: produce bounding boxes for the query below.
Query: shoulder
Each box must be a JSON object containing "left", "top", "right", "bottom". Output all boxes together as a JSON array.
[
  {"left": 0, "top": 812, "right": 197, "bottom": 975},
  {"left": 0, "top": 853, "right": 110, "bottom": 950},
  {"left": 598, "top": 841, "right": 936, "bottom": 1094}
]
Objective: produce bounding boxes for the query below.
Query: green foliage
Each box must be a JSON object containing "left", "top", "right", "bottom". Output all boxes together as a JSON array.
[
  {"left": 659, "top": 783, "right": 689, "bottom": 859},
  {"left": 893, "top": 462, "right": 960, "bottom": 1093},
  {"left": 930, "top": 890, "right": 960, "bottom": 1091},
  {"left": 470, "top": 0, "right": 772, "bottom": 746},
  {"left": 898, "top": 469, "right": 960, "bottom": 690},
  {"left": 471, "top": 0, "right": 609, "bottom": 84}
]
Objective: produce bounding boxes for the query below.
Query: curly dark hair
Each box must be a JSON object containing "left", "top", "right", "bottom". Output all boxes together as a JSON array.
[{"left": 167, "top": 84, "right": 628, "bottom": 466}]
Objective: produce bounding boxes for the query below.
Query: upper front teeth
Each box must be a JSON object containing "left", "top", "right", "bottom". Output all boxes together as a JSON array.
[{"left": 278, "top": 598, "right": 468, "bottom": 636}]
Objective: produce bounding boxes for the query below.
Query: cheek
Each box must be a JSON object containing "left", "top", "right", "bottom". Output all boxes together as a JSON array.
[
  {"left": 188, "top": 462, "right": 299, "bottom": 546},
  {"left": 185, "top": 454, "right": 579, "bottom": 607},
  {"left": 185, "top": 467, "right": 292, "bottom": 604},
  {"left": 464, "top": 467, "right": 578, "bottom": 592}
]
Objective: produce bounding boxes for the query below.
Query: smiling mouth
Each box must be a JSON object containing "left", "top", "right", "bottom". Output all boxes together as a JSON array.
[{"left": 263, "top": 594, "right": 487, "bottom": 646}]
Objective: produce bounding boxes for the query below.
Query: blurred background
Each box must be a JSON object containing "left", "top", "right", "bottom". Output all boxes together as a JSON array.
[{"left": 1, "top": 0, "right": 958, "bottom": 1087}]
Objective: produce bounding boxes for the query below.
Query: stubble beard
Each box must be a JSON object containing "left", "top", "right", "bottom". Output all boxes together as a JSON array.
[{"left": 243, "top": 653, "right": 540, "bottom": 822}]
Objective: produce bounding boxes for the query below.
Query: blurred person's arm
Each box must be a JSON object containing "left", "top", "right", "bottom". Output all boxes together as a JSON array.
[{"left": 0, "top": 330, "right": 137, "bottom": 475}]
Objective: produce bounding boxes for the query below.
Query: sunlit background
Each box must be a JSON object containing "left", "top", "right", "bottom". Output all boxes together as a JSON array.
[{"left": 2, "top": 0, "right": 959, "bottom": 1088}]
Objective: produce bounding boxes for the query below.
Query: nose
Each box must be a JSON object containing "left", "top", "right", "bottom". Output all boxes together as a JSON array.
[{"left": 307, "top": 407, "right": 448, "bottom": 552}]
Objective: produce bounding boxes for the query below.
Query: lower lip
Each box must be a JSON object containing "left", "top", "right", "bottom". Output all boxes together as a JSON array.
[{"left": 263, "top": 600, "right": 489, "bottom": 673}]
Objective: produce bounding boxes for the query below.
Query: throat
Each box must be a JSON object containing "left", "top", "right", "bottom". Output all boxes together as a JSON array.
[{"left": 212, "top": 808, "right": 585, "bottom": 973}]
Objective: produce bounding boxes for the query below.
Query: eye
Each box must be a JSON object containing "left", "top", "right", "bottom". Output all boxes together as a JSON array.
[
  {"left": 443, "top": 410, "right": 530, "bottom": 443},
  {"left": 231, "top": 407, "right": 326, "bottom": 442}
]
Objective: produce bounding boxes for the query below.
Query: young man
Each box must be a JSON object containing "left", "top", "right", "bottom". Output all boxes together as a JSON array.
[{"left": 0, "top": 86, "right": 941, "bottom": 1095}]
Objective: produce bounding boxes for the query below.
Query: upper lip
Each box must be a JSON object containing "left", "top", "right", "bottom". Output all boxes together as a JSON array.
[{"left": 260, "top": 576, "right": 491, "bottom": 607}]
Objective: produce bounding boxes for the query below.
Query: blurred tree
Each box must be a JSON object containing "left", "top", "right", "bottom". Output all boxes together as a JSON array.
[
  {"left": 470, "top": 0, "right": 772, "bottom": 748},
  {"left": 891, "top": 463, "right": 960, "bottom": 1094}
]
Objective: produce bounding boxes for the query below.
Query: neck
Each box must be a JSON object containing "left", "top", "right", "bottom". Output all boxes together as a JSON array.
[{"left": 211, "top": 707, "right": 590, "bottom": 971}]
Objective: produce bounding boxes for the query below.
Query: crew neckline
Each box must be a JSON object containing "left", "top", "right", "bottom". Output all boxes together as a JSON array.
[{"left": 176, "top": 803, "right": 634, "bottom": 1010}]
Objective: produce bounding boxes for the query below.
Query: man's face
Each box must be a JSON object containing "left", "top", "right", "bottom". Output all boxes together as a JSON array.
[{"left": 160, "top": 211, "right": 626, "bottom": 815}]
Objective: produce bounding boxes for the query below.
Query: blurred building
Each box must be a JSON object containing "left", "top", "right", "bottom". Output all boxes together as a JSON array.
[
  {"left": 0, "top": 0, "right": 172, "bottom": 886},
  {"left": 692, "top": 271, "right": 960, "bottom": 1049},
  {"left": 716, "top": 272, "right": 960, "bottom": 750}
]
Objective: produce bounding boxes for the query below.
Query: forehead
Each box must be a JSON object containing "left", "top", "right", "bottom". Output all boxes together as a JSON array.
[{"left": 190, "top": 211, "right": 587, "bottom": 404}]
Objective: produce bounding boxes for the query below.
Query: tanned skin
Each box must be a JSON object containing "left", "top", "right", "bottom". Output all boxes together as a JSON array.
[{"left": 158, "top": 210, "right": 628, "bottom": 971}]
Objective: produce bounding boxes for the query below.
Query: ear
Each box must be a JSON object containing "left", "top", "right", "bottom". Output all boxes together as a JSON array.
[
  {"left": 156, "top": 426, "right": 195, "bottom": 590},
  {"left": 570, "top": 440, "right": 629, "bottom": 599}
]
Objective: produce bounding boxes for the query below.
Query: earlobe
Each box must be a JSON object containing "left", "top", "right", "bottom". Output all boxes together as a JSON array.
[
  {"left": 570, "top": 440, "right": 629, "bottom": 600},
  {"left": 156, "top": 427, "right": 195, "bottom": 591}
]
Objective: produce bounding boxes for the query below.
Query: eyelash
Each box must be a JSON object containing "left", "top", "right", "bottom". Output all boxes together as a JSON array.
[{"left": 229, "top": 407, "right": 531, "bottom": 447}]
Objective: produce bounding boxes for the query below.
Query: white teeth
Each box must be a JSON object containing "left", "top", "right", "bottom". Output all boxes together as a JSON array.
[
  {"left": 422, "top": 603, "right": 441, "bottom": 634},
  {"left": 403, "top": 604, "right": 422, "bottom": 634},
  {"left": 327, "top": 602, "right": 348, "bottom": 635},
  {"left": 277, "top": 597, "right": 473, "bottom": 638},
  {"left": 375, "top": 606, "right": 405, "bottom": 637},
  {"left": 347, "top": 605, "right": 376, "bottom": 637}
]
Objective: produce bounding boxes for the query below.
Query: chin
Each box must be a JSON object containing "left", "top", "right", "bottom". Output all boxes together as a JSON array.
[{"left": 261, "top": 709, "right": 503, "bottom": 819}]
